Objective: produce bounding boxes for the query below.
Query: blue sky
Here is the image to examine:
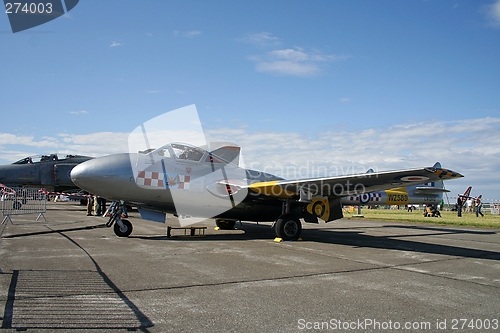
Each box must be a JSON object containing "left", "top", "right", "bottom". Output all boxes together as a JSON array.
[{"left": 1, "top": 0, "right": 500, "bottom": 201}]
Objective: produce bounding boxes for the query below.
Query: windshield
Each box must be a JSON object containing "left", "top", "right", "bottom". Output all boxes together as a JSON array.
[{"left": 171, "top": 143, "right": 205, "bottom": 162}]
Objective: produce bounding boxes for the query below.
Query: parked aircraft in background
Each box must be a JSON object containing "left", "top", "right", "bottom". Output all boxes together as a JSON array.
[
  {"left": 70, "top": 142, "right": 463, "bottom": 240},
  {"left": 0, "top": 154, "right": 93, "bottom": 192},
  {"left": 341, "top": 163, "right": 450, "bottom": 206},
  {"left": 458, "top": 186, "right": 482, "bottom": 202}
]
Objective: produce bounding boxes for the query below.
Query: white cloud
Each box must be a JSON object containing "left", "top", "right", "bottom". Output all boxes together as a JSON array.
[
  {"left": 0, "top": 132, "right": 129, "bottom": 163},
  {"left": 0, "top": 133, "right": 29, "bottom": 144},
  {"left": 339, "top": 98, "right": 350, "bottom": 103},
  {"left": 484, "top": 0, "right": 500, "bottom": 27},
  {"left": 68, "top": 110, "right": 88, "bottom": 115},
  {"left": 57, "top": 132, "right": 129, "bottom": 156},
  {"left": 184, "top": 31, "right": 201, "bottom": 37},
  {"left": 252, "top": 47, "right": 347, "bottom": 77},
  {"left": 241, "top": 32, "right": 349, "bottom": 77},
  {"left": 173, "top": 30, "right": 202, "bottom": 37},
  {"left": 238, "top": 32, "right": 281, "bottom": 47},
  {"left": 256, "top": 60, "right": 321, "bottom": 77},
  {"left": 109, "top": 41, "right": 123, "bottom": 47}
]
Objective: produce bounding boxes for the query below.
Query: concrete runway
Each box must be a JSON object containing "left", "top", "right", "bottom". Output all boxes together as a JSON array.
[{"left": 0, "top": 202, "right": 499, "bottom": 332}]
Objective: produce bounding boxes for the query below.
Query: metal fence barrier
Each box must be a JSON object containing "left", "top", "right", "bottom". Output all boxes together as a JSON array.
[{"left": 1, "top": 188, "right": 47, "bottom": 224}]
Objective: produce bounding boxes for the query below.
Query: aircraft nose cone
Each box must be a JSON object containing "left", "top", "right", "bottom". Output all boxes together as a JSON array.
[
  {"left": 70, "top": 161, "right": 95, "bottom": 187},
  {"left": 70, "top": 153, "right": 134, "bottom": 198}
]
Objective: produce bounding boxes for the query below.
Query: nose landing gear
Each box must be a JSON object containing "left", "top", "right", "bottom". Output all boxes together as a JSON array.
[{"left": 106, "top": 201, "right": 133, "bottom": 237}]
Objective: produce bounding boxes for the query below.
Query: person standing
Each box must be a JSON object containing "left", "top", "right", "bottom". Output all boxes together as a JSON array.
[
  {"left": 97, "top": 197, "right": 106, "bottom": 216},
  {"left": 86, "top": 194, "right": 94, "bottom": 216},
  {"left": 457, "top": 196, "right": 463, "bottom": 217},
  {"left": 93, "top": 195, "right": 99, "bottom": 216},
  {"left": 466, "top": 198, "right": 473, "bottom": 213},
  {"left": 475, "top": 198, "right": 484, "bottom": 217}
]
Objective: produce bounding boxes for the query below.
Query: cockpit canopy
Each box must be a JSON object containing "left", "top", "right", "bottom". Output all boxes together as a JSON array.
[
  {"left": 140, "top": 142, "right": 241, "bottom": 165},
  {"left": 12, "top": 154, "right": 91, "bottom": 164},
  {"left": 171, "top": 143, "right": 205, "bottom": 162},
  {"left": 12, "top": 154, "right": 58, "bottom": 164}
]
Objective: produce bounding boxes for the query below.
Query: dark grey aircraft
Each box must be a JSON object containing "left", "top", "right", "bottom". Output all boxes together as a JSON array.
[
  {"left": 0, "top": 154, "right": 93, "bottom": 192},
  {"left": 70, "top": 142, "right": 463, "bottom": 240}
]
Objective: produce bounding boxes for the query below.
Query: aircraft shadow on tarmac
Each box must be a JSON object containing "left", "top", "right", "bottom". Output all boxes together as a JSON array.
[
  {"left": 1, "top": 226, "right": 154, "bottom": 331},
  {"left": 1, "top": 224, "right": 108, "bottom": 239},
  {"left": 3, "top": 221, "right": 499, "bottom": 263},
  {"left": 133, "top": 222, "right": 500, "bottom": 262},
  {"left": 312, "top": 230, "right": 500, "bottom": 261}
]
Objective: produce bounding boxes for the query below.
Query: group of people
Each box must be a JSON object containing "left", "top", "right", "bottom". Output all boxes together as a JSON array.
[
  {"left": 456, "top": 196, "right": 484, "bottom": 217},
  {"left": 423, "top": 203, "right": 442, "bottom": 217},
  {"left": 86, "top": 196, "right": 129, "bottom": 218},
  {"left": 86, "top": 195, "right": 107, "bottom": 216}
]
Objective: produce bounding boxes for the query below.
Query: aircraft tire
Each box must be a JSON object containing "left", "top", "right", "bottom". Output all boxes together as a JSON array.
[
  {"left": 215, "top": 219, "right": 236, "bottom": 230},
  {"left": 275, "top": 215, "right": 302, "bottom": 241},
  {"left": 114, "top": 219, "right": 133, "bottom": 237}
]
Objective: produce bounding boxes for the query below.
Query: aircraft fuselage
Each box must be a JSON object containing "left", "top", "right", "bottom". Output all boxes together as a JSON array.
[{"left": 71, "top": 150, "right": 286, "bottom": 222}]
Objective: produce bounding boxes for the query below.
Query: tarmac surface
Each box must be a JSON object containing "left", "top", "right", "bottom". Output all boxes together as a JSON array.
[{"left": 0, "top": 201, "right": 499, "bottom": 332}]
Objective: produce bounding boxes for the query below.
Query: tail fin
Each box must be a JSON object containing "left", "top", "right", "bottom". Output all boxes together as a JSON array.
[
  {"left": 209, "top": 144, "right": 241, "bottom": 165},
  {"left": 461, "top": 186, "right": 472, "bottom": 198}
]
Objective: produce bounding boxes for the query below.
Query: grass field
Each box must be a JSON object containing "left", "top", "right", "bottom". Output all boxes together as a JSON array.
[{"left": 345, "top": 208, "right": 500, "bottom": 229}]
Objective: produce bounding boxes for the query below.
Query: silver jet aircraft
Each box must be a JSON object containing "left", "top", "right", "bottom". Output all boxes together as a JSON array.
[{"left": 70, "top": 142, "right": 463, "bottom": 240}]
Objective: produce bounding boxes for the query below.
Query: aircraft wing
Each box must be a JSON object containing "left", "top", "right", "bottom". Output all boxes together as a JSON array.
[{"left": 247, "top": 166, "right": 463, "bottom": 199}]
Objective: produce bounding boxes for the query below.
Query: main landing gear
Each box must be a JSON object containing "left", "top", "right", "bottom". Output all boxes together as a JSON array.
[
  {"left": 274, "top": 214, "right": 302, "bottom": 241},
  {"left": 273, "top": 199, "right": 302, "bottom": 241},
  {"left": 106, "top": 202, "right": 133, "bottom": 237}
]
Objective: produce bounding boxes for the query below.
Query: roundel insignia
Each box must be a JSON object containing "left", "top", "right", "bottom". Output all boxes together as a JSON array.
[
  {"left": 360, "top": 193, "right": 371, "bottom": 204},
  {"left": 400, "top": 176, "right": 429, "bottom": 182},
  {"left": 312, "top": 201, "right": 326, "bottom": 217}
]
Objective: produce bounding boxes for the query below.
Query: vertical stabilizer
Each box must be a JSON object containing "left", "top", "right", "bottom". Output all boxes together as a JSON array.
[{"left": 462, "top": 186, "right": 472, "bottom": 198}]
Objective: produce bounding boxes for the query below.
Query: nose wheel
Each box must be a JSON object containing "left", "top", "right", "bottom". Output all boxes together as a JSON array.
[
  {"left": 113, "top": 219, "right": 133, "bottom": 237},
  {"left": 106, "top": 201, "right": 133, "bottom": 237}
]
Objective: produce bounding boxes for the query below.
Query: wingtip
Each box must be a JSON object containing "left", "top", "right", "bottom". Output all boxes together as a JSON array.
[{"left": 432, "top": 167, "right": 464, "bottom": 179}]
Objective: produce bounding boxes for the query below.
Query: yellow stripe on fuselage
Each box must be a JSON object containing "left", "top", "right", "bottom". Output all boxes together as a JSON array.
[
  {"left": 248, "top": 181, "right": 297, "bottom": 199},
  {"left": 385, "top": 188, "right": 409, "bottom": 205}
]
